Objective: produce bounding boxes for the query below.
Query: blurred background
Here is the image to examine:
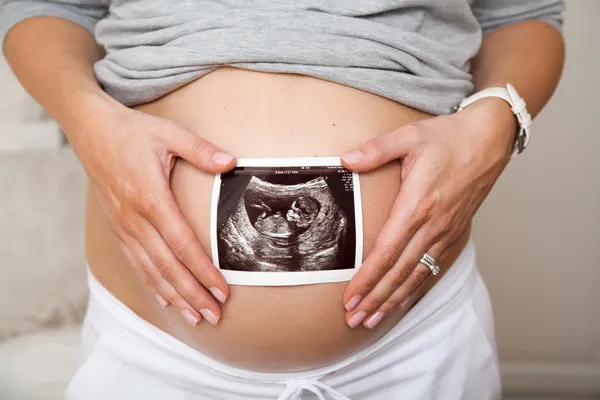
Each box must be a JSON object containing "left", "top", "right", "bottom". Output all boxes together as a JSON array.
[
  {"left": 473, "top": 1, "right": 599, "bottom": 398},
  {"left": 0, "top": 1, "right": 598, "bottom": 399}
]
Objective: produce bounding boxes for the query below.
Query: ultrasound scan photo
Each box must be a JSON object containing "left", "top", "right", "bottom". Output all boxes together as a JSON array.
[{"left": 210, "top": 159, "right": 362, "bottom": 285}]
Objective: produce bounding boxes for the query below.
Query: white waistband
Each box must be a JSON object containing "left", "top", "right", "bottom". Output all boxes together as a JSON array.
[{"left": 85, "top": 240, "right": 477, "bottom": 383}]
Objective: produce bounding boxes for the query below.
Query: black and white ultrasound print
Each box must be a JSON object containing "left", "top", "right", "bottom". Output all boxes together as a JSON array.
[{"left": 215, "top": 164, "right": 357, "bottom": 273}]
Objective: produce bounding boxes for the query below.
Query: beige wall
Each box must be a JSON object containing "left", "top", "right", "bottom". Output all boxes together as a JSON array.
[{"left": 473, "top": 0, "right": 600, "bottom": 396}]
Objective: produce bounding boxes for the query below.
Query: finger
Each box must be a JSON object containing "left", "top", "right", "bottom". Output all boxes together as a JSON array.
[
  {"left": 99, "top": 199, "right": 176, "bottom": 310},
  {"left": 99, "top": 203, "right": 173, "bottom": 311},
  {"left": 125, "top": 237, "right": 204, "bottom": 327},
  {"left": 346, "top": 225, "right": 437, "bottom": 328},
  {"left": 117, "top": 236, "right": 170, "bottom": 306},
  {"left": 361, "top": 264, "right": 431, "bottom": 329},
  {"left": 143, "top": 184, "right": 229, "bottom": 305},
  {"left": 362, "top": 237, "right": 448, "bottom": 330},
  {"left": 136, "top": 220, "right": 223, "bottom": 326},
  {"left": 341, "top": 125, "right": 421, "bottom": 172},
  {"left": 398, "top": 266, "right": 433, "bottom": 310},
  {"left": 343, "top": 184, "right": 434, "bottom": 312},
  {"left": 164, "top": 126, "right": 236, "bottom": 173},
  {"left": 398, "top": 240, "right": 448, "bottom": 309}
]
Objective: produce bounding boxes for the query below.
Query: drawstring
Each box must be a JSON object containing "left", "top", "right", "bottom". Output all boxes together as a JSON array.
[{"left": 277, "top": 379, "right": 350, "bottom": 400}]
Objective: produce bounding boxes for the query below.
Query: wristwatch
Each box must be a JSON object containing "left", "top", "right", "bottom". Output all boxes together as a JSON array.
[{"left": 453, "top": 84, "right": 532, "bottom": 156}]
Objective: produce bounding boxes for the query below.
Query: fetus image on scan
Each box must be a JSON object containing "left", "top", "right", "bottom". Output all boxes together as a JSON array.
[
  {"left": 252, "top": 196, "right": 320, "bottom": 238},
  {"left": 217, "top": 169, "right": 356, "bottom": 272}
]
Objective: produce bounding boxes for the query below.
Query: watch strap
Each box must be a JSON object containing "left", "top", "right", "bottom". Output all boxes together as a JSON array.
[{"left": 454, "top": 84, "right": 532, "bottom": 156}]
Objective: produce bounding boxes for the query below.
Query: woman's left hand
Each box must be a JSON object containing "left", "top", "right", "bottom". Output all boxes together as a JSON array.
[{"left": 341, "top": 97, "right": 518, "bottom": 329}]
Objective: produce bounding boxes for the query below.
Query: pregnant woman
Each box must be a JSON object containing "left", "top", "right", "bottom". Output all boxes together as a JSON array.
[{"left": 1, "top": 1, "right": 565, "bottom": 399}]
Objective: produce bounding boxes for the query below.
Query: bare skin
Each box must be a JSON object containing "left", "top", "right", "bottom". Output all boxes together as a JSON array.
[
  {"left": 86, "top": 67, "right": 471, "bottom": 371},
  {"left": 4, "top": 17, "right": 563, "bottom": 372}
]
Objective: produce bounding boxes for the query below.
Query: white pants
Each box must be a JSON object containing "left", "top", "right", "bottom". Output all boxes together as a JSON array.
[{"left": 66, "top": 241, "right": 501, "bottom": 399}]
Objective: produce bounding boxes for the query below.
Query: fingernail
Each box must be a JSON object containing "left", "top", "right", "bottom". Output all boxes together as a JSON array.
[
  {"left": 181, "top": 309, "right": 200, "bottom": 327},
  {"left": 365, "top": 312, "right": 385, "bottom": 329},
  {"left": 341, "top": 150, "right": 365, "bottom": 166},
  {"left": 210, "top": 287, "right": 227, "bottom": 304},
  {"left": 200, "top": 309, "right": 220, "bottom": 326},
  {"left": 400, "top": 295, "right": 412, "bottom": 309},
  {"left": 345, "top": 295, "right": 362, "bottom": 311},
  {"left": 212, "top": 151, "right": 234, "bottom": 165},
  {"left": 155, "top": 294, "right": 169, "bottom": 308},
  {"left": 348, "top": 311, "right": 367, "bottom": 328}
]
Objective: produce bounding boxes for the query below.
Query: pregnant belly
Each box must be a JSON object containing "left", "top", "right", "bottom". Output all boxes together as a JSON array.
[{"left": 85, "top": 67, "right": 464, "bottom": 372}]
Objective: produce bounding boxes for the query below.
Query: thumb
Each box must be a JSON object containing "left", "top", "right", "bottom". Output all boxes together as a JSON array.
[
  {"left": 166, "top": 126, "right": 236, "bottom": 173},
  {"left": 341, "top": 126, "right": 418, "bottom": 172}
]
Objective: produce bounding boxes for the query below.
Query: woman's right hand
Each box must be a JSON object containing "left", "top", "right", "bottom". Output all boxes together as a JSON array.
[{"left": 70, "top": 99, "right": 235, "bottom": 327}]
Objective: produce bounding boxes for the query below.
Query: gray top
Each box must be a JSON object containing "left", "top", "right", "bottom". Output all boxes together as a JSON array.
[{"left": 1, "top": 0, "right": 564, "bottom": 115}]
